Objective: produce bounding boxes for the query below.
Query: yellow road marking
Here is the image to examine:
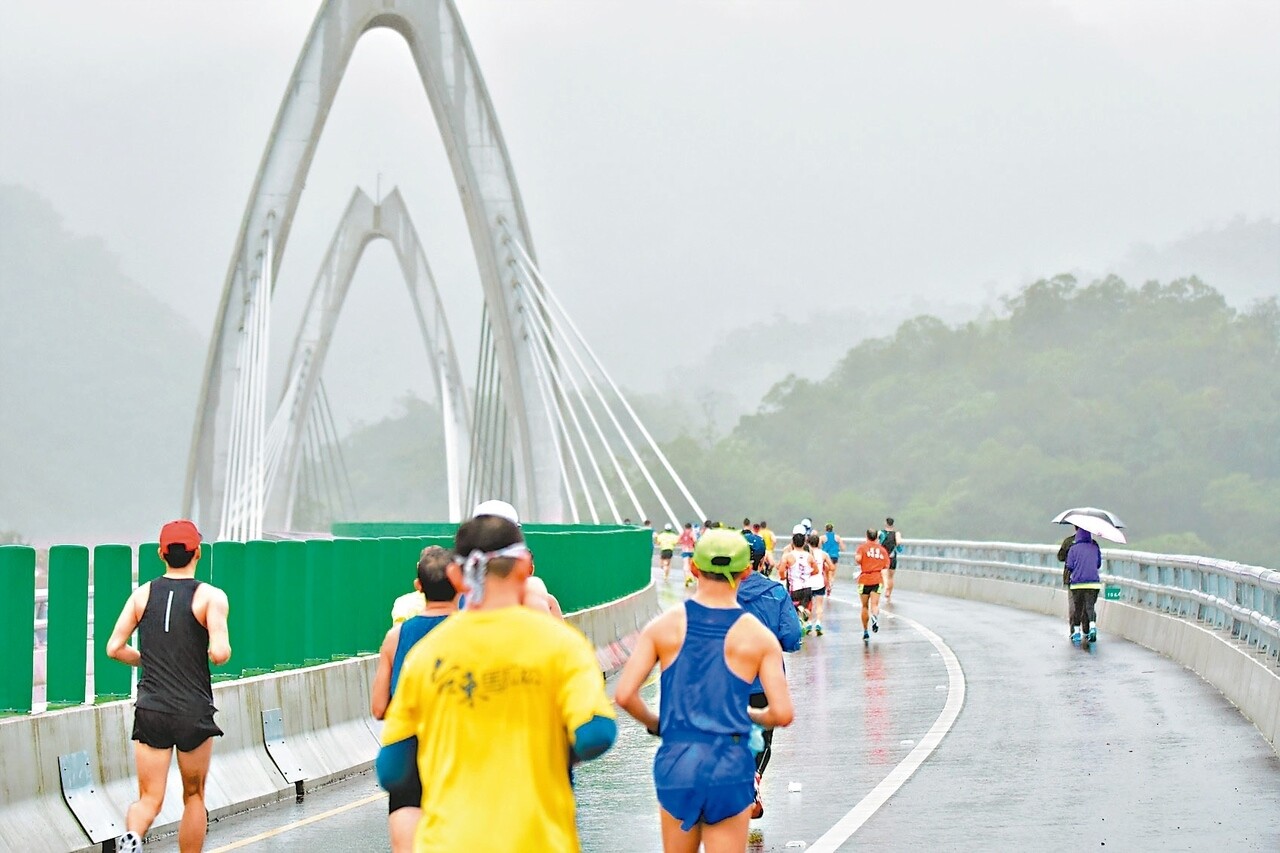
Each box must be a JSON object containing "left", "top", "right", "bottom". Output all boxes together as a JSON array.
[{"left": 208, "top": 791, "right": 387, "bottom": 851}]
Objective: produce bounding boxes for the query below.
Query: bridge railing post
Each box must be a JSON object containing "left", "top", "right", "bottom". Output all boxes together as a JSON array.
[
  {"left": 302, "top": 538, "right": 334, "bottom": 665},
  {"left": 331, "top": 538, "right": 363, "bottom": 659},
  {"left": 210, "top": 540, "right": 246, "bottom": 681},
  {"left": 92, "top": 544, "right": 133, "bottom": 702},
  {"left": 275, "top": 540, "right": 307, "bottom": 670},
  {"left": 47, "top": 545, "right": 89, "bottom": 709},
  {"left": 242, "top": 540, "right": 275, "bottom": 676},
  {"left": 0, "top": 545, "right": 36, "bottom": 714}
]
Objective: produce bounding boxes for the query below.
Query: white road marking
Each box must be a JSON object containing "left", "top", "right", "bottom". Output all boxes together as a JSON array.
[{"left": 807, "top": 600, "right": 966, "bottom": 852}]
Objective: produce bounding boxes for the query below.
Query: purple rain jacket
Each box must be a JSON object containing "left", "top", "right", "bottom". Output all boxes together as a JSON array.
[{"left": 1066, "top": 527, "right": 1103, "bottom": 587}]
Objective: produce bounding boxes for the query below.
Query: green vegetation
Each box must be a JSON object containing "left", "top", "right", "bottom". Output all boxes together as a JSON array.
[
  {"left": 665, "top": 276, "right": 1279, "bottom": 568},
  {"left": 330, "top": 394, "right": 449, "bottom": 525}
]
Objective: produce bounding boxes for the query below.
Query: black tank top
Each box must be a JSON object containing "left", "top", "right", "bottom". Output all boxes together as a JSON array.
[{"left": 136, "top": 577, "right": 216, "bottom": 716}]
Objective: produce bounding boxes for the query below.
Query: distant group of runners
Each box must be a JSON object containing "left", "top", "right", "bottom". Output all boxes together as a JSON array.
[{"left": 659, "top": 516, "right": 905, "bottom": 643}]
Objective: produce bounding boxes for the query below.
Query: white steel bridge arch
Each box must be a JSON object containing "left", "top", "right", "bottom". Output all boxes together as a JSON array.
[
  {"left": 184, "top": 0, "right": 560, "bottom": 534},
  {"left": 262, "top": 187, "right": 472, "bottom": 531}
]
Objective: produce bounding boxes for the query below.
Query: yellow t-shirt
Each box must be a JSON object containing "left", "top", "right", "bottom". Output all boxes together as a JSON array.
[{"left": 382, "top": 606, "right": 614, "bottom": 852}]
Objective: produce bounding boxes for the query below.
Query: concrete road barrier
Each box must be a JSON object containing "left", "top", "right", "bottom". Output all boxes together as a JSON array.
[
  {"left": 894, "top": 569, "right": 1280, "bottom": 751},
  {"left": 2, "top": 588, "right": 651, "bottom": 852},
  {"left": 568, "top": 581, "right": 660, "bottom": 673}
]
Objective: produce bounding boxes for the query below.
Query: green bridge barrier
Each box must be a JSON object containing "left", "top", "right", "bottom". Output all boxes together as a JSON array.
[
  {"left": 16, "top": 524, "right": 649, "bottom": 710},
  {"left": 1, "top": 545, "right": 36, "bottom": 714},
  {"left": 330, "top": 522, "right": 652, "bottom": 613},
  {"left": 93, "top": 544, "right": 133, "bottom": 702},
  {"left": 46, "top": 545, "right": 89, "bottom": 709}
]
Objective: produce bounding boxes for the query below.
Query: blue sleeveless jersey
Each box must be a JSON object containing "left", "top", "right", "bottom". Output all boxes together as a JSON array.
[
  {"left": 390, "top": 613, "right": 449, "bottom": 697},
  {"left": 654, "top": 600, "right": 756, "bottom": 827},
  {"left": 659, "top": 600, "right": 753, "bottom": 739}
]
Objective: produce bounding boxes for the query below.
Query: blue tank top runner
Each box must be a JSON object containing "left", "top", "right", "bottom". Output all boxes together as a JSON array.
[
  {"left": 390, "top": 613, "right": 449, "bottom": 697},
  {"left": 659, "top": 600, "right": 753, "bottom": 741}
]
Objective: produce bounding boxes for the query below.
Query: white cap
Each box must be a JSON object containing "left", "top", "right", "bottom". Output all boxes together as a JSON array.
[
  {"left": 664, "top": 523, "right": 674, "bottom": 531},
  {"left": 472, "top": 499, "right": 520, "bottom": 526},
  {"left": 792, "top": 523, "right": 807, "bottom": 535}
]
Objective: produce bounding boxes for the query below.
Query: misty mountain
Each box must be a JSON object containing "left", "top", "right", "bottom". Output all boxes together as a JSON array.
[
  {"left": 317, "top": 394, "right": 449, "bottom": 527},
  {"left": 664, "top": 275, "right": 1280, "bottom": 568},
  {"left": 0, "top": 184, "right": 205, "bottom": 544},
  {"left": 1109, "top": 217, "right": 1280, "bottom": 307},
  {"left": 645, "top": 299, "right": 992, "bottom": 437}
]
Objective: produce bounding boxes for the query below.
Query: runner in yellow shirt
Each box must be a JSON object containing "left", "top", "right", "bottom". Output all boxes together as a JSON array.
[{"left": 377, "top": 515, "right": 616, "bottom": 852}]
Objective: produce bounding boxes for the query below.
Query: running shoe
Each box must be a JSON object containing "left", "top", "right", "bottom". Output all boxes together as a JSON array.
[
  {"left": 684, "top": 576, "right": 694, "bottom": 588},
  {"left": 1071, "top": 630, "right": 1082, "bottom": 644},
  {"left": 814, "top": 623, "right": 823, "bottom": 636},
  {"left": 1088, "top": 628, "right": 1097, "bottom": 643},
  {"left": 117, "top": 831, "right": 142, "bottom": 853},
  {"left": 871, "top": 615, "right": 879, "bottom": 633},
  {"left": 863, "top": 630, "right": 870, "bottom": 642}
]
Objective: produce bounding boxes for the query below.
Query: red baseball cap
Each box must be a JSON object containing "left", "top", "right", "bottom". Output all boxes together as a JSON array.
[{"left": 159, "top": 519, "right": 202, "bottom": 551}]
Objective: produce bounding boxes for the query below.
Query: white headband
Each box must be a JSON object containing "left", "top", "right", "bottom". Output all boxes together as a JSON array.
[{"left": 458, "top": 543, "right": 530, "bottom": 608}]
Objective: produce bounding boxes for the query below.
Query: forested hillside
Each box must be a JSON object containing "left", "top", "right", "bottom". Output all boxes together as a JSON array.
[{"left": 664, "top": 276, "right": 1279, "bottom": 567}]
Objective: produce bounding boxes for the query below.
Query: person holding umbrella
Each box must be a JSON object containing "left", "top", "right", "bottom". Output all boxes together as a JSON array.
[
  {"left": 1065, "top": 528, "right": 1104, "bottom": 648},
  {"left": 1054, "top": 507, "right": 1125, "bottom": 646}
]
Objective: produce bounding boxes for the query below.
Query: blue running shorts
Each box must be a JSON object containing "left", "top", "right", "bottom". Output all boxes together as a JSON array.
[{"left": 654, "top": 740, "right": 755, "bottom": 830}]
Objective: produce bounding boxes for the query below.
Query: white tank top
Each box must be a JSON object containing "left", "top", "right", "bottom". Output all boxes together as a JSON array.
[
  {"left": 808, "top": 552, "right": 828, "bottom": 591},
  {"left": 789, "top": 550, "right": 814, "bottom": 590}
]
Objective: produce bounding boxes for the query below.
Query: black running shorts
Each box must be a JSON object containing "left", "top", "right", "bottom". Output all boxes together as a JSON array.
[
  {"left": 132, "top": 707, "right": 223, "bottom": 752},
  {"left": 660, "top": 549, "right": 674, "bottom": 559},
  {"left": 859, "top": 584, "right": 882, "bottom": 596},
  {"left": 790, "top": 588, "right": 813, "bottom": 607},
  {"left": 388, "top": 772, "right": 423, "bottom": 813},
  {"left": 888, "top": 555, "right": 898, "bottom": 570},
  {"left": 810, "top": 586, "right": 826, "bottom": 597}
]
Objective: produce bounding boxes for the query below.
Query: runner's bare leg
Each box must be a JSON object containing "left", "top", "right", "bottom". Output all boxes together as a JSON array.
[
  {"left": 126, "top": 742, "right": 171, "bottom": 837},
  {"left": 175, "top": 738, "right": 213, "bottom": 853}
]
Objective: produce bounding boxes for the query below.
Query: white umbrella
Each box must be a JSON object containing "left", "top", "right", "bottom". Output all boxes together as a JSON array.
[
  {"left": 1051, "top": 506, "right": 1126, "bottom": 528},
  {"left": 1062, "top": 512, "right": 1127, "bottom": 544}
]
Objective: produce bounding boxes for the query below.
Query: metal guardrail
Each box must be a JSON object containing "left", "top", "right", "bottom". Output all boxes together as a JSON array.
[{"left": 898, "top": 539, "right": 1280, "bottom": 668}]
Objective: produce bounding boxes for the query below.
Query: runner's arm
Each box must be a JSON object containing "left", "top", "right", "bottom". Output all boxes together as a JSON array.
[
  {"left": 378, "top": 649, "right": 426, "bottom": 791},
  {"left": 614, "top": 629, "right": 660, "bottom": 734},
  {"left": 205, "top": 587, "right": 231, "bottom": 665},
  {"left": 370, "top": 625, "right": 399, "bottom": 719},
  {"left": 560, "top": 633, "right": 617, "bottom": 761},
  {"left": 104, "top": 587, "right": 144, "bottom": 667},
  {"left": 748, "top": 634, "right": 793, "bottom": 729}
]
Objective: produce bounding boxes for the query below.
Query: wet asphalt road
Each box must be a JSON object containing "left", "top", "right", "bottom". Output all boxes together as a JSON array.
[{"left": 149, "top": 578, "right": 1280, "bottom": 852}]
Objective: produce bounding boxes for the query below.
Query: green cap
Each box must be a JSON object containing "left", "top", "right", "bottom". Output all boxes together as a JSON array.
[{"left": 692, "top": 529, "right": 751, "bottom": 586}]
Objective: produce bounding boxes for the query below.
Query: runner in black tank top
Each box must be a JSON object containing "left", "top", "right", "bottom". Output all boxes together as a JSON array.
[
  {"left": 137, "top": 577, "right": 216, "bottom": 717},
  {"left": 105, "top": 520, "right": 231, "bottom": 853}
]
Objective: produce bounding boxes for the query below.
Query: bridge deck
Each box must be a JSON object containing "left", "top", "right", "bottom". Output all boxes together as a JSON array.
[{"left": 147, "top": 582, "right": 1280, "bottom": 852}]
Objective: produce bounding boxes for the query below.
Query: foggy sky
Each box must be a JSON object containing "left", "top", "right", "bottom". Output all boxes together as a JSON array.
[{"left": 2, "top": 0, "right": 1277, "bottom": 430}]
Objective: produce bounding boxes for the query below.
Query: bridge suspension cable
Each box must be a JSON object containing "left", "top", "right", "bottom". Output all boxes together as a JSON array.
[{"left": 499, "top": 223, "right": 707, "bottom": 527}]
